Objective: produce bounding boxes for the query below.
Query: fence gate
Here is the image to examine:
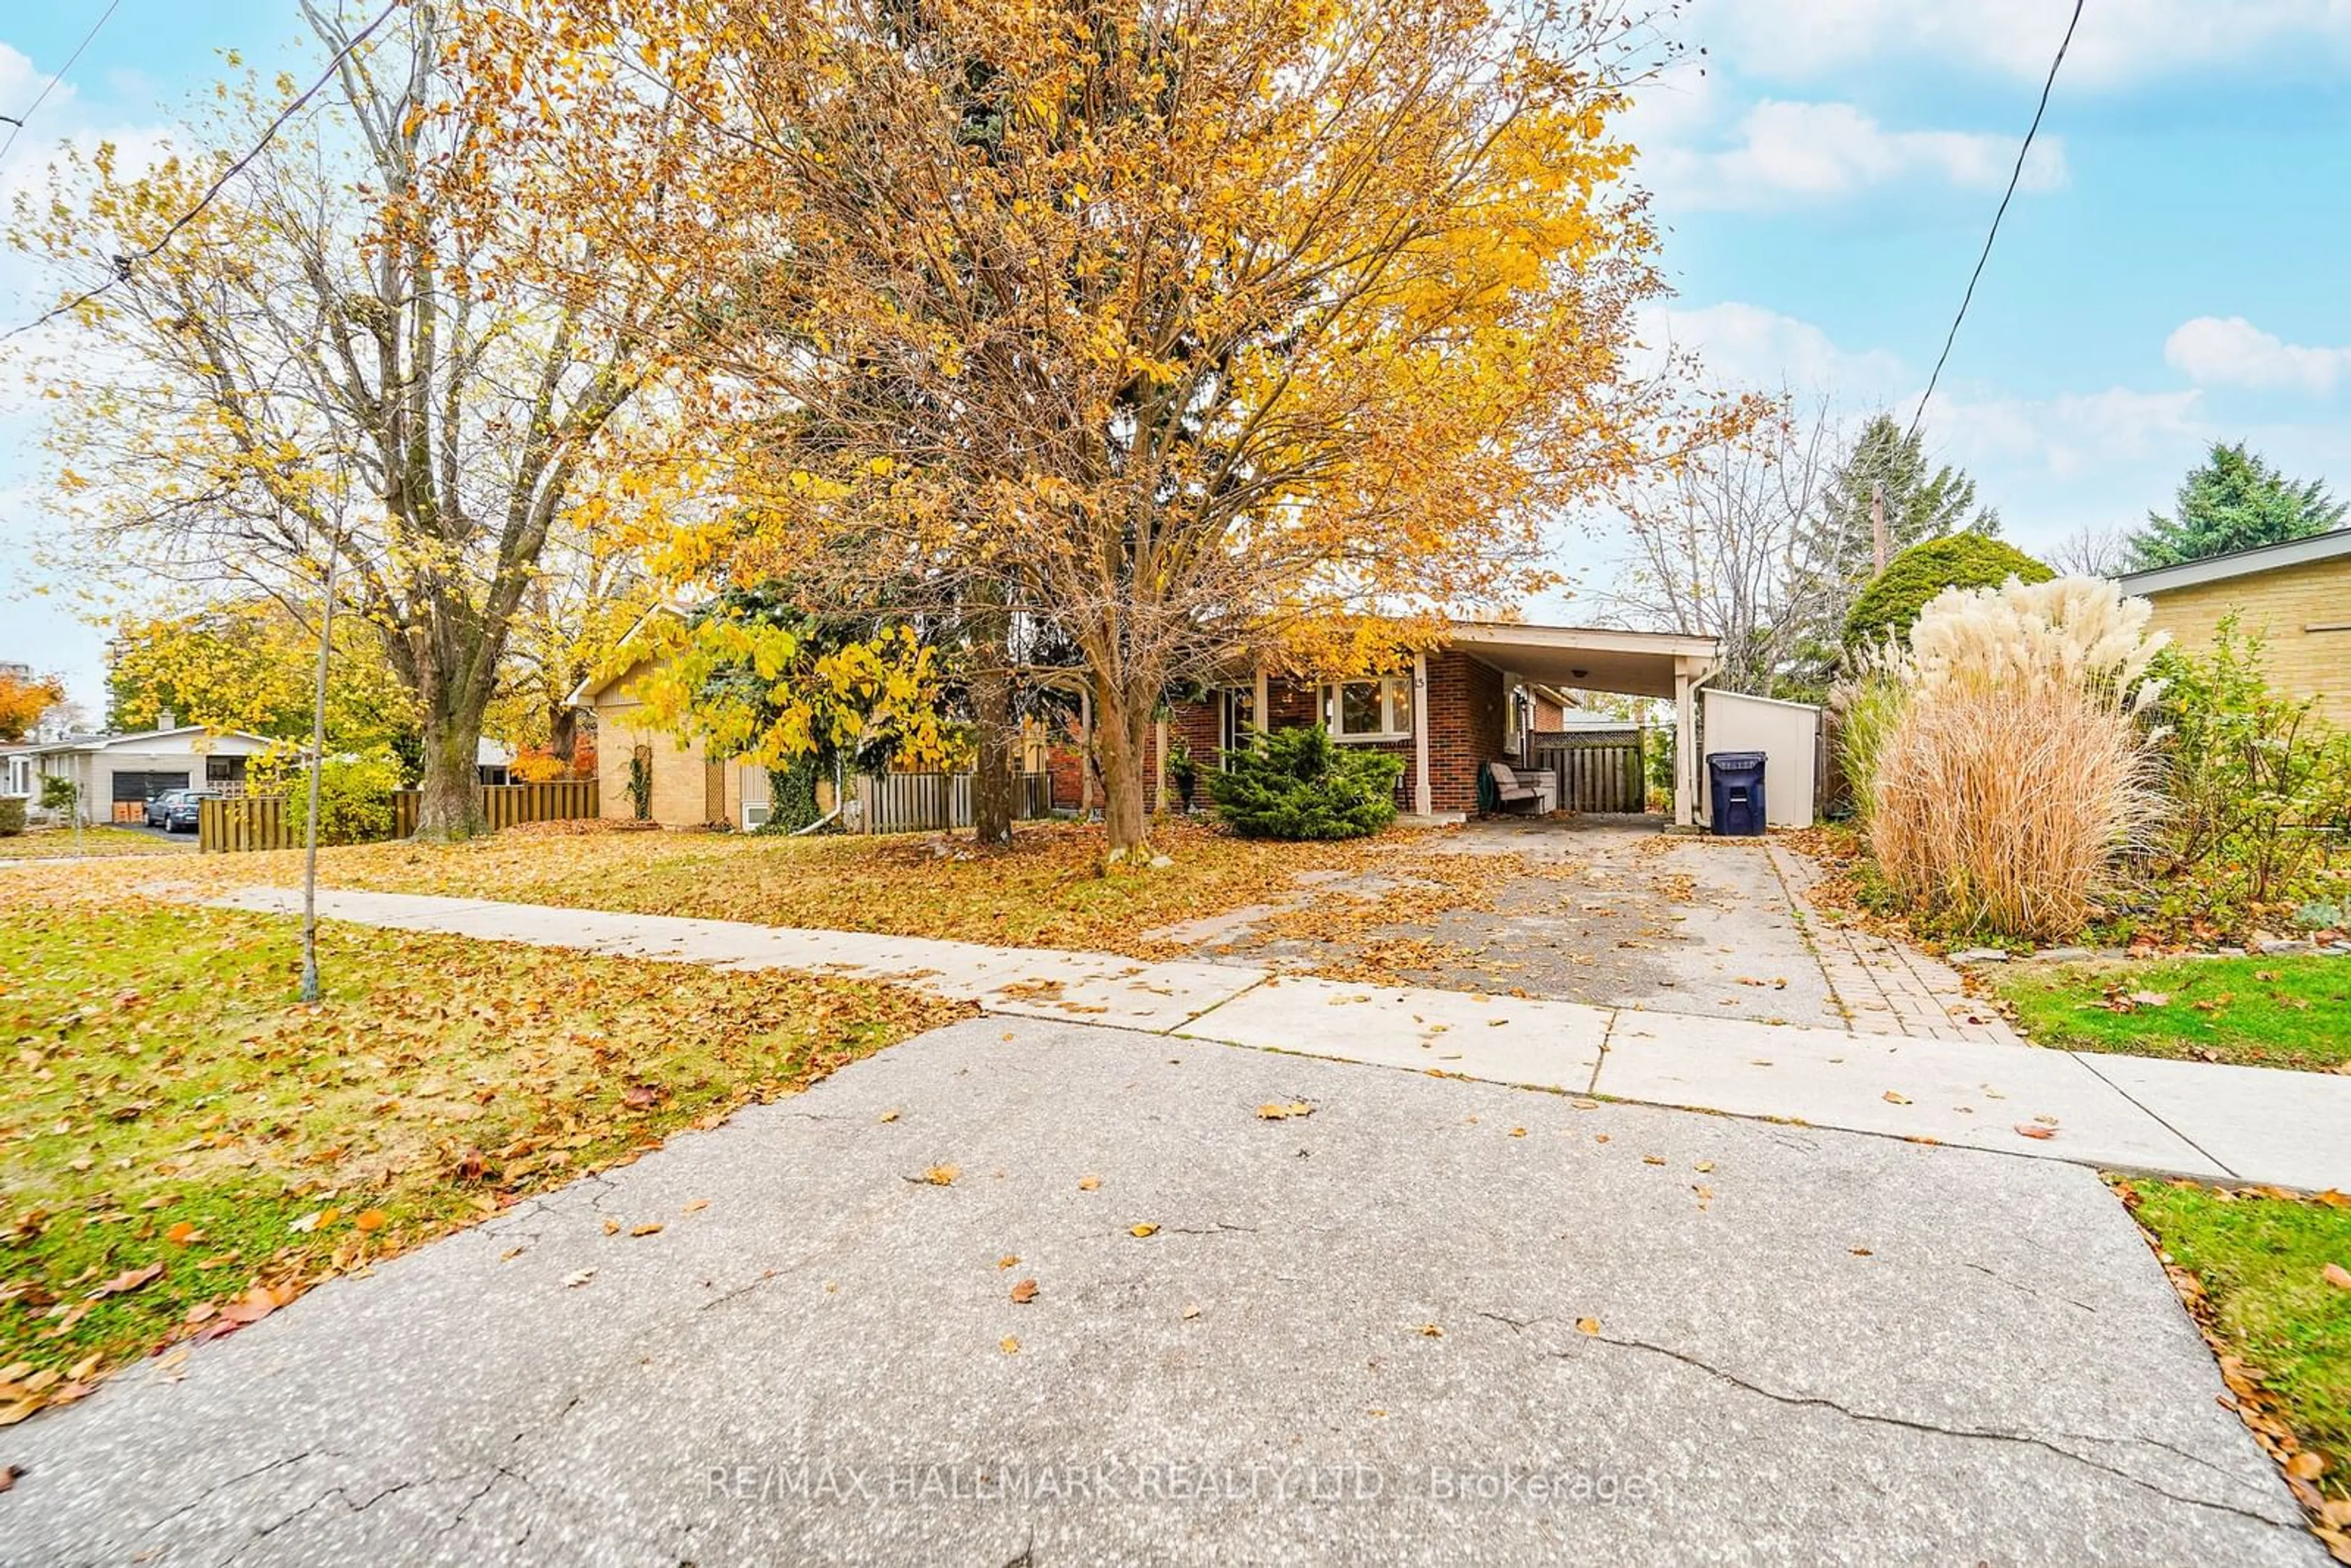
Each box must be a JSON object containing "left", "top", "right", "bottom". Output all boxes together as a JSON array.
[{"left": 1523, "top": 729, "right": 1646, "bottom": 814}]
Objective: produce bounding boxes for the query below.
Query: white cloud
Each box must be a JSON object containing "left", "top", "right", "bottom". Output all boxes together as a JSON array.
[
  {"left": 2164, "top": 315, "right": 2351, "bottom": 396},
  {"left": 1644, "top": 301, "right": 1908, "bottom": 403},
  {"left": 1643, "top": 97, "right": 2065, "bottom": 209},
  {"left": 1701, "top": 0, "right": 2351, "bottom": 88}
]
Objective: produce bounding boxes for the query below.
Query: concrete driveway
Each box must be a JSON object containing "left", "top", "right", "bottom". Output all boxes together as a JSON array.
[{"left": 0, "top": 1018, "right": 2320, "bottom": 1566}]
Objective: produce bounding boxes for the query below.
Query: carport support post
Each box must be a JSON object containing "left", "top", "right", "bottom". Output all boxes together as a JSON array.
[
  {"left": 1673, "top": 666, "right": 1696, "bottom": 828},
  {"left": 1411, "top": 652, "right": 1431, "bottom": 818}
]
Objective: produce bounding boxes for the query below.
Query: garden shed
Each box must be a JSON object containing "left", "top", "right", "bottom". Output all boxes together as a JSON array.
[{"left": 1698, "top": 689, "right": 1821, "bottom": 830}]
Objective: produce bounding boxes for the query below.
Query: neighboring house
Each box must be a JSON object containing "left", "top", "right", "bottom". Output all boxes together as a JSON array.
[
  {"left": 476, "top": 738, "right": 517, "bottom": 787},
  {"left": 2118, "top": 528, "right": 2351, "bottom": 727},
  {"left": 566, "top": 609, "right": 771, "bottom": 830},
  {"left": 29, "top": 726, "right": 276, "bottom": 824},
  {"left": 1074, "top": 623, "right": 1721, "bottom": 825}
]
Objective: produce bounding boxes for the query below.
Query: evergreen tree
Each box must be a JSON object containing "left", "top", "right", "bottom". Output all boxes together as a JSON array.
[
  {"left": 2128, "top": 442, "right": 2347, "bottom": 569},
  {"left": 1812, "top": 415, "right": 2000, "bottom": 586}
]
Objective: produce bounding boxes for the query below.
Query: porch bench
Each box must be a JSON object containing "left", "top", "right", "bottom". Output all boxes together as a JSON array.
[{"left": 1486, "top": 761, "right": 1542, "bottom": 814}]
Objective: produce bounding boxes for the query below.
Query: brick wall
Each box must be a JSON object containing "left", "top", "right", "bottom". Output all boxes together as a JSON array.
[
  {"left": 1053, "top": 658, "right": 1508, "bottom": 820},
  {"left": 2144, "top": 557, "right": 2351, "bottom": 727},
  {"left": 1420, "top": 651, "right": 1505, "bottom": 814}
]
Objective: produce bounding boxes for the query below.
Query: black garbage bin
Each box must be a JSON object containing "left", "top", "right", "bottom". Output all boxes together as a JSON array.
[{"left": 1707, "top": 752, "right": 1768, "bottom": 837}]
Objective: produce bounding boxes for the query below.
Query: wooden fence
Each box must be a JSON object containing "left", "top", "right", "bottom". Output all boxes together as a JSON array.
[
  {"left": 1523, "top": 729, "right": 1647, "bottom": 815},
  {"left": 850, "top": 771, "right": 1053, "bottom": 835},
  {"left": 390, "top": 779, "right": 599, "bottom": 838},
  {"left": 201, "top": 779, "right": 599, "bottom": 853}
]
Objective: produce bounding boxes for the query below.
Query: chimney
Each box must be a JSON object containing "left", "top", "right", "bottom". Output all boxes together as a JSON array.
[{"left": 157, "top": 710, "right": 176, "bottom": 731}]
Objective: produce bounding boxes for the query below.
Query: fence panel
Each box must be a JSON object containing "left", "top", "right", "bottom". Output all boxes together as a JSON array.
[
  {"left": 206, "top": 779, "right": 599, "bottom": 853},
  {"left": 852, "top": 771, "right": 1052, "bottom": 834},
  {"left": 198, "top": 795, "right": 296, "bottom": 853},
  {"left": 1525, "top": 730, "right": 1646, "bottom": 815}
]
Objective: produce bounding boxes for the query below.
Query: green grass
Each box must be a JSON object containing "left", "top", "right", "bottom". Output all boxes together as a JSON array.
[
  {"left": 0, "top": 893, "right": 962, "bottom": 1420},
  {"left": 0, "top": 826, "right": 195, "bottom": 858},
  {"left": 2130, "top": 1182, "right": 2351, "bottom": 1507},
  {"left": 1995, "top": 953, "right": 2351, "bottom": 1072}
]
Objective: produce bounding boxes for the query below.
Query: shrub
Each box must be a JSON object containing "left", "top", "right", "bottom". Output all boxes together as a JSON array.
[
  {"left": 1825, "top": 662, "right": 1907, "bottom": 825},
  {"left": 1843, "top": 534, "right": 2055, "bottom": 652},
  {"left": 0, "top": 797, "right": 24, "bottom": 836},
  {"left": 509, "top": 746, "right": 568, "bottom": 784},
  {"left": 2148, "top": 618, "right": 2350, "bottom": 907},
  {"left": 626, "top": 747, "right": 654, "bottom": 821},
  {"left": 760, "top": 756, "right": 823, "bottom": 833},
  {"left": 1209, "top": 724, "right": 1403, "bottom": 840},
  {"left": 280, "top": 748, "right": 403, "bottom": 846},
  {"left": 1866, "top": 577, "right": 2165, "bottom": 940}
]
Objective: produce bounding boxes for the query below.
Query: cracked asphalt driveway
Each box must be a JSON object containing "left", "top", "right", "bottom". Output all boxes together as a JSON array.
[{"left": 0, "top": 1018, "right": 2323, "bottom": 1566}]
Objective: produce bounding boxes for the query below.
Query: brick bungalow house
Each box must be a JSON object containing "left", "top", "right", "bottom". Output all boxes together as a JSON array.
[
  {"left": 2118, "top": 527, "right": 2351, "bottom": 727},
  {"left": 1057, "top": 623, "right": 1722, "bottom": 827}
]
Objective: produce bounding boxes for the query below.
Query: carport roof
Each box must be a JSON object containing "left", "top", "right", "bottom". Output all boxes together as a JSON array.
[{"left": 1443, "top": 623, "right": 1718, "bottom": 699}]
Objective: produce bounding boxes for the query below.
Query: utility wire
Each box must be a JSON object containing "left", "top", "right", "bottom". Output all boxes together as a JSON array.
[
  {"left": 0, "top": 0, "right": 402, "bottom": 345},
  {"left": 1903, "top": 0, "right": 2085, "bottom": 447},
  {"left": 0, "top": 0, "right": 127, "bottom": 171}
]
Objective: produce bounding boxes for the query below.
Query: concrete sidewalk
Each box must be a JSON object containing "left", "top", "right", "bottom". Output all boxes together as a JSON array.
[
  {"left": 0, "top": 1019, "right": 2323, "bottom": 1565},
  {"left": 216, "top": 888, "right": 2351, "bottom": 1191}
]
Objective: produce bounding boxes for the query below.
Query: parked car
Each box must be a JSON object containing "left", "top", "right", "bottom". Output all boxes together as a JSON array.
[
  {"left": 145, "top": 789, "right": 216, "bottom": 833},
  {"left": 143, "top": 789, "right": 193, "bottom": 829}
]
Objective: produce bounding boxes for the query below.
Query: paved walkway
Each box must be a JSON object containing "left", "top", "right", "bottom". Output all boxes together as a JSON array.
[
  {"left": 216, "top": 887, "right": 2351, "bottom": 1191},
  {"left": 0, "top": 1019, "right": 2324, "bottom": 1564}
]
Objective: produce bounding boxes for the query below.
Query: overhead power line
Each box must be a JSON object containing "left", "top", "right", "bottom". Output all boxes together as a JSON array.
[
  {"left": 0, "top": 0, "right": 403, "bottom": 346},
  {"left": 0, "top": 0, "right": 127, "bottom": 172},
  {"left": 1903, "top": 0, "right": 2087, "bottom": 448}
]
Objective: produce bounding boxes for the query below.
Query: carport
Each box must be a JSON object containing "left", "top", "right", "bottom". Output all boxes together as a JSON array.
[{"left": 1442, "top": 623, "right": 1720, "bottom": 827}]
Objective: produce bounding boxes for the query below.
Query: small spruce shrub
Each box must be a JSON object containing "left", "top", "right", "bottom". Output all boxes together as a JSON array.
[{"left": 1209, "top": 724, "right": 1403, "bottom": 840}]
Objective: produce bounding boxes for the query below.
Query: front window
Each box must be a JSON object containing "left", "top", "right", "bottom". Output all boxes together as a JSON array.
[
  {"left": 1324, "top": 677, "right": 1412, "bottom": 741},
  {"left": 206, "top": 754, "right": 246, "bottom": 786}
]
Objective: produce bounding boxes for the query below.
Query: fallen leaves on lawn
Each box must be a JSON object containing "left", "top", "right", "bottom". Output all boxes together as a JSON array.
[{"left": 2323, "top": 1263, "right": 2351, "bottom": 1291}]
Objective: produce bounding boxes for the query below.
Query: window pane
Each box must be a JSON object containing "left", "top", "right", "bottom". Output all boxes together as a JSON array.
[
  {"left": 1340, "top": 682, "right": 1382, "bottom": 735},
  {"left": 1387, "top": 677, "right": 1412, "bottom": 735}
]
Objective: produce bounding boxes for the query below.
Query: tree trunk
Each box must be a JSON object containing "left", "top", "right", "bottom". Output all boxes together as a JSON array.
[
  {"left": 550, "top": 702, "right": 578, "bottom": 766},
  {"left": 413, "top": 707, "right": 488, "bottom": 840},
  {"left": 1091, "top": 678, "right": 1154, "bottom": 856},
  {"left": 971, "top": 656, "right": 1014, "bottom": 847},
  {"left": 967, "top": 596, "right": 1016, "bottom": 846}
]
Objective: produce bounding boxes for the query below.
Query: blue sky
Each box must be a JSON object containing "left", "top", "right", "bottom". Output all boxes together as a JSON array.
[{"left": 4, "top": 1, "right": 2349, "bottom": 714}]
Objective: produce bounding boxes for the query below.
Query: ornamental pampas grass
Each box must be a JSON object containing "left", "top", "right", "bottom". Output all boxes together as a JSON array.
[{"left": 1867, "top": 576, "right": 2167, "bottom": 940}]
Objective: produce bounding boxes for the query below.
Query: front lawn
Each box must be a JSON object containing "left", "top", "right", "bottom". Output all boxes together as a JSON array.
[
  {"left": 0, "top": 893, "right": 964, "bottom": 1423},
  {"left": 0, "top": 826, "right": 195, "bottom": 860},
  {"left": 2126, "top": 1181, "right": 2351, "bottom": 1544},
  {"left": 114, "top": 817, "right": 1446, "bottom": 957},
  {"left": 1993, "top": 954, "right": 2351, "bottom": 1072}
]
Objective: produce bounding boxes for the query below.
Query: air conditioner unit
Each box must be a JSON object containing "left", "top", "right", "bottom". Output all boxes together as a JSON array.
[{"left": 743, "top": 803, "right": 773, "bottom": 830}]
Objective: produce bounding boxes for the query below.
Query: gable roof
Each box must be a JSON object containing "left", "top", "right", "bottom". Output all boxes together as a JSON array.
[
  {"left": 29, "top": 725, "right": 276, "bottom": 756},
  {"left": 564, "top": 604, "right": 689, "bottom": 708},
  {"left": 2117, "top": 527, "right": 2351, "bottom": 598}
]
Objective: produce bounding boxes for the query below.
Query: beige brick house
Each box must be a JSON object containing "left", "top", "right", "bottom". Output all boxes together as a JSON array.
[
  {"left": 566, "top": 610, "right": 770, "bottom": 830},
  {"left": 2119, "top": 528, "right": 2351, "bottom": 727}
]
